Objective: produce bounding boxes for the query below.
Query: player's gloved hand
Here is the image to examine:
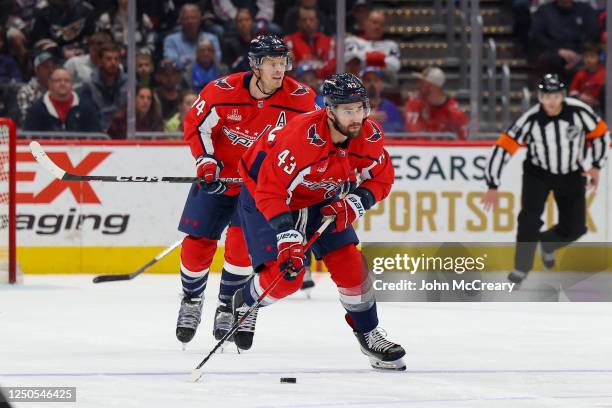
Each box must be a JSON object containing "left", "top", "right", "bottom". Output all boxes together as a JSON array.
[
  {"left": 339, "top": 179, "right": 358, "bottom": 196},
  {"left": 276, "top": 229, "right": 305, "bottom": 280},
  {"left": 195, "top": 154, "right": 226, "bottom": 195},
  {"left": 321, "top": 193, "right": 365, "bottom": 232}
]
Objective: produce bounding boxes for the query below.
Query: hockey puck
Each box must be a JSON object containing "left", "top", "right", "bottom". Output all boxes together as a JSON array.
[{"left": 280, "top": 377, "right": 296, "bottom": 384}]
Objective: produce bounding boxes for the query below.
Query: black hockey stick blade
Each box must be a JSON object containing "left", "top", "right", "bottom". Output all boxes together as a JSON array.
[
  {"left": 92, "top": 239, "right": 182, "bottom": 284},
  {"left": 29, "top": 141, "right": 242, "bottom": 184}
]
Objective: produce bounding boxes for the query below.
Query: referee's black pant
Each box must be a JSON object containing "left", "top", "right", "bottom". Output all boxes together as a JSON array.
[{"left": 515, "top": 161, "right": 588, "bottom": 273}]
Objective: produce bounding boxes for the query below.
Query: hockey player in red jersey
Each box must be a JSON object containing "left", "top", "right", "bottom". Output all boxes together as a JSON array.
[
  {"left": 235, "top": 73, "right": 406, "bottom": 370},
  {"left": 176, "top": 35, "right": 318, "bottom": 349}
]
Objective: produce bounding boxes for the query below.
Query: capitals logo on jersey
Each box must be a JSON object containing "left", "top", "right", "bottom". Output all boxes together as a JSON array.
[
  {"left": 302, "top": 178, "right": 344, "bottom": 199},
  {"left": 366, "top": 121, "right": 383, "bottom": 142},
  {"left": 291, "top": 84, "right": 310, "bottom": 96},
  {"left": 222, "top": 124, "right": 272, "bottom": 147},
  {"left": 307, "top": 124, "right": 325, "bottom": 146},
  {"left": 215, "top": 77, "right": 234, "bottom": 90}
]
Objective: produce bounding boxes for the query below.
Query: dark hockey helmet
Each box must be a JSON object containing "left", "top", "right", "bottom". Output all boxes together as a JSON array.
[
  {"left": 321, "top": 73, "right": 369, "bottom": 109},
  {"left": 537, "top": 73, "right": 566, "bottom": 94},
  {"left": 248, "top": 35, "right": 292, "bottom": 71}
]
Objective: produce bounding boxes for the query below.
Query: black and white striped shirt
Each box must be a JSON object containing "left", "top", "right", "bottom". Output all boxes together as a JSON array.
[{"left": 485, "top": 97, "right": 610, "bottom": 188}]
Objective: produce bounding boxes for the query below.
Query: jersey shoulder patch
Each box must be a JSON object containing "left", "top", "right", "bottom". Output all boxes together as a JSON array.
[
  {"left": 307, "top": 124, "right": 326, "bottom": 146},
  {"left": 291, "top": 83, "right": 310, "bottom": 96},
  {"left": 214, "top": 76, "right": 235, "bottom": 90},
  {"left": 365, "top": 120, "right": 383, "bottom": 142}
]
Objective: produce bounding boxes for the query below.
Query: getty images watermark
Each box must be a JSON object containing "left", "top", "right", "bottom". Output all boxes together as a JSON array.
[
  {"left": 370, "top": 252, "right": 517, "bottom": 293},
  {"left": 361, "top": 242, "right": 612, "bottom": 302}
]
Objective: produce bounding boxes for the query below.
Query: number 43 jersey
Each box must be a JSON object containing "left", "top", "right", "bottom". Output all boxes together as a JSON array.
[
  {"left": 183, "top": 71, "right": 318, "bottom": 195},
  {"left": 238, "top": 108, "right": 395, "bottom": 222}
]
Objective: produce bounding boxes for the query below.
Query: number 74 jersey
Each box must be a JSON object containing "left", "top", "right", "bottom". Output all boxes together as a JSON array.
[
  {"left": 238, "top": 108, "right": 395, "bottom": 222},
  {"left": 183, "top": 71, "right": 318, "bottom": 195}
]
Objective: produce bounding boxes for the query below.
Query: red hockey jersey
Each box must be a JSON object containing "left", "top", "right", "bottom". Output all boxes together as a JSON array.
[
  {"left": 183, "top": 71, "right": 318, "bottom": 195},
  {"left": 238, "top": 108, "right": 394, "bottom": 221}
]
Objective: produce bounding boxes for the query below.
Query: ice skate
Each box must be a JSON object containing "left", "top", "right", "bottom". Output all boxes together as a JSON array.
[
  {"left": 213, "top": 303, "right": 234, "bottom": 342},
  {"left": 231, "top": 290, "right": 258, "bottom": 351},
  {"left": 508, "top": 269, "right": 528, "bottom": 285},
  {"left": 176, "top": 296, "right": 203, "bottom": 344},
  {"left": 300, "top": 267, "right": 315, "bottom": 298},
  {"left": 353, "top": 327, "right": 406, "bottom": 371},
  {"left": 540, "top": 244, "right": 555, "bottom": 270}
]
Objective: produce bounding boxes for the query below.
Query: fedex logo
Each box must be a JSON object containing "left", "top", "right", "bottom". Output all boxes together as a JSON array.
[{"left": 17, "top": 150, "right": 111, "bottom": 204}]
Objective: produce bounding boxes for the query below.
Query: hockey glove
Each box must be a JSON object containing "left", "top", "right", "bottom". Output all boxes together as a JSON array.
[
  {"left": 321, "top": 193, "right": 366, "bottom": 232},
  {"left": 195, "top": 154, "right": 227, "bottom": 195},
  {"left": 276, "top": 229, "right": 305, "bottom": 280}
]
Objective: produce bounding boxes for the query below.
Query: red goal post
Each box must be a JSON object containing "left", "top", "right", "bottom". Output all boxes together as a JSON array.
[{"left": 0, "top": 117, "right": 16, "bottom": 284}]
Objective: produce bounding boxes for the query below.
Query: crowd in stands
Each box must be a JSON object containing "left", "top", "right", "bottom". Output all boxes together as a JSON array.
[
  {"left": 0, "top": 0, "right": 607, "bottom": 139},
  {"left": 524, "top": 0, "right": 607, "bottom": 114}
]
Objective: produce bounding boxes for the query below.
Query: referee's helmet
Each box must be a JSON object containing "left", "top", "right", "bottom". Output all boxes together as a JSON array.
[{"left": 537, "top": 73, "right": 566, "bottom": 94}]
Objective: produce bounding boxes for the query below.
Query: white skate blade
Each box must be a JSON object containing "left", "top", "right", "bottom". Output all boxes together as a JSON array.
[
  {"left": 181, "top": 343, "right": 187, "bottom": 351},
  {"left": 301, "top": 287, "right": 313, "bottom": 299},
  {"left": 368, "top": 356, "right": 406, "bottom": 371},
  {"left": 300, "top": 280, "right": 315, "bottom": 299}
]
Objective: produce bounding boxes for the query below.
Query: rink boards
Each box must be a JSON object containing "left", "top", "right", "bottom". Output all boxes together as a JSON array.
[{"left": 13, "top": 140, "right": 611, "bottom": 273}]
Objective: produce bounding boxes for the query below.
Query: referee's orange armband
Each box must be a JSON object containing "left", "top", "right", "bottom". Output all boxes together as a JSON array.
[
  {"left": 586, "top": 120, "right": 608, "bottom": 140},
  {"left": 495, "top": 133, "right": 520, "bottom": 155}
]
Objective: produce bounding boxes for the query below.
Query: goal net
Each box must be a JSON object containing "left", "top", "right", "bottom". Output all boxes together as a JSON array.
[{"left": 0, "top": 118, "right": 17, "bottom": 283}]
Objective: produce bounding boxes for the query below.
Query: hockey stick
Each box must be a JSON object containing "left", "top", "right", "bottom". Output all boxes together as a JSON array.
[
  {"left": 29, "top": 141, "right": 242, "bottom": 184},
  {"left": 190, "top": 216, "right": 334, "bottom": 382},
  {"left": 92, "top": 239, "right": 182, "bottom": 283}
]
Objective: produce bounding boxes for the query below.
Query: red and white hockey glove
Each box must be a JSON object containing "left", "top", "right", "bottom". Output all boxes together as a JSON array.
[
  {"left": 321, "top": 193, "right": 366, "bottom": 232},
  {"left": 276, "top": 229, "right": 305, "bottom": 280},
  {"left": 195, "top": 154, "right": 226, "bottom": 195}
]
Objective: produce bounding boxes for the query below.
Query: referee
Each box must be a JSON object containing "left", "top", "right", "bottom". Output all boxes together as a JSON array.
[{"left": 483, "top": 73, "right": 610, "bottom": 284}]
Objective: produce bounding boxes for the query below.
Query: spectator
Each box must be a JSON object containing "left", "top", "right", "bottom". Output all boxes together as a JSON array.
[
  {"left": 284, "top": 5, "right": 335, "bottom": 79},
  {"left": 163, "top": 3, "right": 222, "bottom": 70},
  {"left": 17, "top": 50, "right": 56, "bottom": 125},
  {"left": 293, "top": 63, "right": 324, "bottom": 107},
  {"left": 344, "top": 9, "right": 400, "bottom": 81},
  {"left": 212, "top": 0, "right": 276, "bottom": 33},
  {"left": 96, "top": 0, "right": 156, "bottom": 55},
  {"left": 346, "top": 0, "right": 370, "bottom": 36},
  {"left": 24, "top": 67, "right": 101, "bottom": 132},
  {"left": 222, "top": 8, "right": 254, "bottom": 73},
  {"left": 107, "top": 86, "right": 164, "bottom": 139},
  {"left": 165, "top": 90, "right": 197, "bottom": 133},
  {"left": 529, "top": 0, "right": 599, "bottom": 84},
  {"left": 598, "top": 10, "right": 607, "bottom": 45},
  {"left": 64, "top": 31, "right": 112, "bottom": 90},
  {"left": 361, "top": 67, "right": 403, "bottom": 132},
  {"left": 136, "top": 51, "right": 154, "bottom": 87},
  {"left": 187, "top": 38, "right": 228, "bottom": 91},
  {"left": 0, "top": 25, "right": 22, "bottom": 83},
  {"left": 512, "top": 0, "right": 531, "bottom": 54},
  {"left": 404, "top": 67, "right": 469, "bottom": 140},
  {"left": 79, "top": 42, "right": 127, "bottom": 131},
  {"left": 281, "top": 0, "right": 334, "bottom": 36},
  {"left": 29, "top": 0, "right": 96, "bottom": 59},
  {"left": 1, "top": 9, "right": 29, "bottom": 78},
  {"left": 1, "top": 0, "right": 37, "bottom": 38},
  {"left": 155, "top": 59, "right": 183, "bottom": 120},
  {"left": 569, "top": 42, "right": 605, "bottom": 109}
]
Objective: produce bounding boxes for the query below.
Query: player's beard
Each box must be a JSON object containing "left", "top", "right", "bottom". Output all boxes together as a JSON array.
[{"left": 332, "top": 116, "right": 363, "bottom": 139}]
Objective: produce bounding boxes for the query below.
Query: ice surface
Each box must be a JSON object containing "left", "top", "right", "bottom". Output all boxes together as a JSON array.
[{"left": 1, "top": 274, "right": 612, "bottom": 408}]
